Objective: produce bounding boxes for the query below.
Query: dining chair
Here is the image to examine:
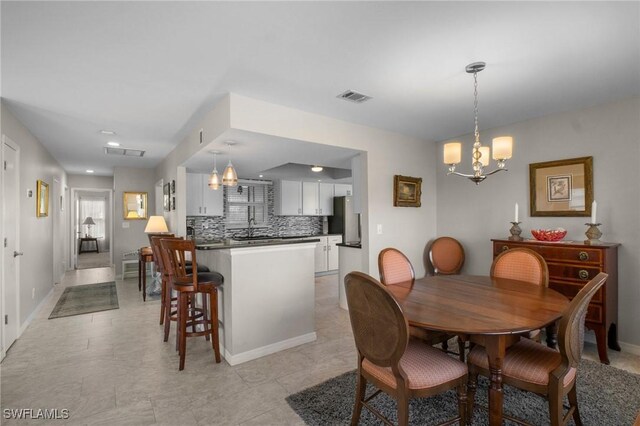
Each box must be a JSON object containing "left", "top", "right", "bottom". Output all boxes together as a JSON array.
[
  {"left": 425, "top": 237, "right": 465, "bottom": 276},
  {"left": 467, "top": 272, "right": 608, "bottom": 426},
  {"left": 379, "top": 248, "right": 465, "bottom": 360},
  {"left": 345, "top": 271, "right": 468, "bottom": 426},
  {"left": 491, "top": 247, "right": 549, "bottom": 341},
  {"left": 160, "top": 238, "right": 223, "bottom": 370},
  {"left": 150, "top": 234, "right": 175, "bottom": 325}
]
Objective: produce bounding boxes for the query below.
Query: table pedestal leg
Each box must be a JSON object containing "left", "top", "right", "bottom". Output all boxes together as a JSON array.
[
  {"left": 546, "top": 322, "right": 558, "bottom": 349},
  {"left": 485, "top": 335, "right": 506, "bottom": 426}
]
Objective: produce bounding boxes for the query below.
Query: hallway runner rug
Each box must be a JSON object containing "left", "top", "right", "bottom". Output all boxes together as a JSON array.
[
  {"left": 49, "top": 282, "right": 119, "bottom": 319},
  {"left": 286, "top": 359, "right": 640, "bottom": 425}
]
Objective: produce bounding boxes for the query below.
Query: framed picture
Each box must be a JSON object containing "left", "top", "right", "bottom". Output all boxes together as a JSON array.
[
  {"left": 171, "top": 180, "right": 175, "bottom": 194},
  {"left": 393, "top": 175, "right": 422, "bottom": 207},
  {"left": 36, "top": 180, "right": 49, "bottom": 217},
  {"left": 529, "top": 156, "right": 593, "bottom": 216},
  {"left": 163, "top": 183, "right": 170, "bottom": 211},
  {"left": 172, "top": 196, "right": 176, "bottom": 211}
]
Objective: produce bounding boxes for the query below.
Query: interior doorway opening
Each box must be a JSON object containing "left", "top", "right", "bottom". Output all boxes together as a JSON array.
[{"left": 71, "top": 188, "right": 114, "bottom": 270}]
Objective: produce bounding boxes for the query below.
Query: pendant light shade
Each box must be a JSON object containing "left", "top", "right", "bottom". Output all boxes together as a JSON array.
[
  {"left": 208, "top": 151, "right": 221, "bottom": 190},
  {"left": 222, "top": 142, "right": 238, "bottom": 187}
]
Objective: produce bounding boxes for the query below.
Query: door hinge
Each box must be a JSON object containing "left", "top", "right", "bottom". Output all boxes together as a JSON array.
[
  {"left": 3, "top": 238, "right": 7, "bottom": 247},
  {"left": 4, "top": 315, "right": 7, "bottom": 325}
]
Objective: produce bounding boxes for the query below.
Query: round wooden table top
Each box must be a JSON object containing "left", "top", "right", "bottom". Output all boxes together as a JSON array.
[{"left": 387, "top": 275, "right": 570, "bottom": 335}]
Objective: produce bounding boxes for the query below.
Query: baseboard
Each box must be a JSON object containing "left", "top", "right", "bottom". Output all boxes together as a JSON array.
[
  {"left": 19, "top": 286, "right": 55, "bottom": 336},
  {"left": 584, "top": 330, "right": 640, "bottom": 356},
  {"left": 223, "top": 332, "right": 317, "bottom": 366}
]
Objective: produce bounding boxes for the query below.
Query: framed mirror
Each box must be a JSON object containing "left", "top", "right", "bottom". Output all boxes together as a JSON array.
[
  {"left": 123, "top": 192, "right": 148, "bottom": 220},
  {"left": 36, "top": 180, "right": 49, "bottom": 217}
]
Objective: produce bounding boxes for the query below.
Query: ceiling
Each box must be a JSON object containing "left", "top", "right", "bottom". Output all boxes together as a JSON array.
[
  {"left": 183, "top": 129, "right": 360, "bottom": 182},
  {"left": 2, "top": 2, "right": 639, "bottom": 175}
]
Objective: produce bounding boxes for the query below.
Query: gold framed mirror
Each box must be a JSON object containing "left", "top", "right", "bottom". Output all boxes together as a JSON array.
[
  {"left": 123, "top": 192, "right": 148, "bottom": 220},
  {"left": 36, "top": 180, "right": 49, "bottom": 217}
]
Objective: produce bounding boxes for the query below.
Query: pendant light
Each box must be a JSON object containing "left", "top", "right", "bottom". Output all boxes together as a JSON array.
[
  {"left": 223, "top": 141, "right": 238, "bottom": 187},
  {"left": 208, "top": 151, "right": 221, "bottom": 190}
]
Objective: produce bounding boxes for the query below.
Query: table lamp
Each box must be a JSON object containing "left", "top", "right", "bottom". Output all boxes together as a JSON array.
[
  {"left": 82, "top": 217, "right": 96, "bottom": 237},
  {"left": 144, "top": 215, "right": 169, "bottom": 233}
]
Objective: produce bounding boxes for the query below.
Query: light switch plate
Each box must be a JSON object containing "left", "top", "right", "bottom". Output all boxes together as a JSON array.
[
  {"left": 122, "top": 222, "right": 130, "bottom": 229},
  {"left": 377, "top": 224, "right": 383, "bottom": 234}
]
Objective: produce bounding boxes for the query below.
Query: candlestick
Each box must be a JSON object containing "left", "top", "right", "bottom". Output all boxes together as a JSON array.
[
  {"left": 515, "top": 202, "right": 519, "bottom": 223},
  {"left": 509, "top": 221, "right": 523, "bottom": 241},
  {"left": 584, "top": 222, "right": 602, "bottom": 245},
  {"left": 591, "top": 200, "right": 597, "bottom": 224}
]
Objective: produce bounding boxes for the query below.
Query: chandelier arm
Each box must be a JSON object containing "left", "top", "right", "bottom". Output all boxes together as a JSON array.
[
  {"left": 483, "top": 168, "right": 509, "bottom": 177},
  {"left": 447, "top": 171, "right": 477, "bottom": 178}
]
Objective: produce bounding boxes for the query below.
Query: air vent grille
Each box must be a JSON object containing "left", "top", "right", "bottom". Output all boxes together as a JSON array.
[
  {"left": 104, "top": 147, "right": 145, "bottom": 157},
  {"left": 337, "top": 90, "right": 372, "bottom": 103}
]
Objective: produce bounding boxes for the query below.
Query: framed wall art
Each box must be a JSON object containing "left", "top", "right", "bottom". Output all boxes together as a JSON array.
[
  {"left": 163, "top": 183, "right": 170, "bottom": 211},
  {"left": 393, "top": 175, "right": 422, "bottom": 207},
  {"left": 529, "top": 156, "right": 593, "bottom": 216},
  {"left": 123, "top": 192, "right": 148, "bottom": 220},
  {"left": 36, "top": 180, "right": 49, "bottom": 217},
  {"left": 171, "top": 179, "right": 175, "bottom": 194}
]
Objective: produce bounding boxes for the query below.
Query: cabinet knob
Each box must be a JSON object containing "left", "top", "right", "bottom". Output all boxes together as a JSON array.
[
  {"left": 501, "top": 245, "right": 509, "bottom": 252},
  {"left": 578, "top": 251, "right": 589, "bottom": 261},
  {"left": 578, "top": 269, "right": 589, "bottom": 280}
]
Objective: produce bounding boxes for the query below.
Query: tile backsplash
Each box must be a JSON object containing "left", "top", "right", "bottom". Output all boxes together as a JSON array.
[{"left": 187, "top": 184, "right": 323, "bottom": 240}]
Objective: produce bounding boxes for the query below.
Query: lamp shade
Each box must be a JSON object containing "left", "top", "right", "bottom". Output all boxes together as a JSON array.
[
  {"left": 144, "top": 216, "right": 169, "bottom": 233},
  {"left": 492, "top": 136, "right": 513, "bottom": 160},
  {"left": 83, "top": 217, "right": 96, "bottom": 225},
  {"left": 222, "top": 161, "right": 238, "bottom": 186},
  {"left": 443, "top": 142, "right": 462, "bottom": 165}
]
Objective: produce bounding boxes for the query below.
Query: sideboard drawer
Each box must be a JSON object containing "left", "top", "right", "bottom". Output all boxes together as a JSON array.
[
  {"left": 549, "top": 281, "right": 603, "bottom": 303},
  {"left": 547, "top": 264, "right": 602, "bottom": 282},
  {"left": 494, "top": 243, "right": 602, "bottom": 265}
]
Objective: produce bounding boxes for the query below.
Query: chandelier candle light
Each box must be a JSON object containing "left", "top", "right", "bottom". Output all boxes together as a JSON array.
[{"left": 443, "top": 62, "right": 514, "bottom": 184}]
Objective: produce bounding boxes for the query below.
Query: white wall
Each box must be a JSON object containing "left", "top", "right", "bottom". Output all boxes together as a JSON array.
[
  {"left": 156, "top": 93, "right": 437, "bottom": 277},
  {"left": 67, "top": 174, "right": 113, "bottom": 190},
  {"left": 435, "top": 97, "right": 640, "bottom": 348},
  {"left": 1, "top": 102, "right": 67, "bottom": 326},
  {"left": 113, "top": 166, "right": 156, "bottom": 276}
]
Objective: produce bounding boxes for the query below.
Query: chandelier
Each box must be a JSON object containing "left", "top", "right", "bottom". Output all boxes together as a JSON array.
[{"left": 443, "top": 62, "right": 513, "bottom": 184}]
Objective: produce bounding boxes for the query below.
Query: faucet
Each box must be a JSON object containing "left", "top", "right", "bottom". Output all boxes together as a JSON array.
[{"left": 248, "top": 217, "right": 257, "bottom": 238}]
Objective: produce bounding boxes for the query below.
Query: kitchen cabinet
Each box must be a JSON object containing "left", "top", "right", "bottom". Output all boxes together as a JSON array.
[
  {"left": 186, "top": 173, "right": 224, "bottom": 216},
  {"left": 275, "top": 180, "right": 302, "bottom": 215},
  {"left": 334, "top": 184, "right": 353, "bottom": 197},
  {"left": 306, "top": 235, "right": 342, "bottom": 273},
  {"left": 302, "top": 182, "right": 334, "bottom": 216}
]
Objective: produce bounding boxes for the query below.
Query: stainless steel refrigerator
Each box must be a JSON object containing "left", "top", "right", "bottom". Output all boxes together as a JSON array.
[{"left": 328, "top": 196, "right": 360, "bottom": 244}]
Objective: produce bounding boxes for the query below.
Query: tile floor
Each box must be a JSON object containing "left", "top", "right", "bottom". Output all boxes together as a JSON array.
[{"left": 1, "top": 267, "right": 638, "bottom": 425}]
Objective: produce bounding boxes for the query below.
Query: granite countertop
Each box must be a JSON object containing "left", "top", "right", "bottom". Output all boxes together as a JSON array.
[{"left": 196, "top": 237, "right": 321, "bottom": 250}]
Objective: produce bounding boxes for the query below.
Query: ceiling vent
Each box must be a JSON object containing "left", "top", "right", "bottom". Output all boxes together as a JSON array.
[
  {"left": 337, "top": 90, "right": 372, "bottom": 104},
  {"left": 104, "top": 147, "right": 146, "bottom": 157}
]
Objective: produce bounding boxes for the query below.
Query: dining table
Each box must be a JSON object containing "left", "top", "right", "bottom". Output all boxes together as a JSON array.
[{"left": 386, "top": 274, "right": 569, "bottom": 426}]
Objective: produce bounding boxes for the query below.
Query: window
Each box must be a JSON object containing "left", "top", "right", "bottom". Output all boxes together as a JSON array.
[
  {"left": 225, "top": 184, "right": 268, "bottom": 228},
  {"left": 79, "top": 196, "right": 107, "bottom": 240}
]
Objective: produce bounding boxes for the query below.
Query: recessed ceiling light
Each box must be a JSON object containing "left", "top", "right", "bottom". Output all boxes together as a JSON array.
[
  {"left": 311, "top": 166, "right": 323, "bottom": 172},
  {"left": 259, "top": 174, "right": 263, "bottom": 178},
  {"left": 86, "top": 169, "right": 94, "bottom": 173},
  {"left": 100, "top": 130, "right": 116, "bottom": 135},
  {"left": 107, "top": 141, "right": 120, "bottom": 147}
]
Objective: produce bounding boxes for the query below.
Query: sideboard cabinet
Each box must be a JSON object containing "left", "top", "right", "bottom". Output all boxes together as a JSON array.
[{"left": 491, "top": 239, "right": 620, "bottom": 364}]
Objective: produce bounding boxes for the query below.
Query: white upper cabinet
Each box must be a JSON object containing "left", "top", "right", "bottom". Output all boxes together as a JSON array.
[
  {"left": 186, "top": 173, "right": 224, "bottom": 216},
  {"left": 318, "top": 183, "right": 334, "bottom": 216},
  {"left": 334, "top": 184, "right": 353, "bottom": 197},
  {"left": 275, "top": 180, "right": 302, "bottom": 215},
  {"left": 302, "top": 182, "right": 319, "bottom": 215}
]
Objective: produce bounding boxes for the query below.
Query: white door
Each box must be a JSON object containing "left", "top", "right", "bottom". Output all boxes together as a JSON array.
[
  {"left": 327, "top": 235, "right": 342, "bottom": 270},
  {"left": 201, "top": 174, "right": 224, "bottom": 216},
  {"left": 313, "top": 236, "right": 327, "bottom": 273},
  {"left": 318, "top": 183, "right": 334, "bottom": 216},
  {"left": 186, "top": 173, "right": 202, "bottom": 216},
  {"left": 2, "top": 137, "right": 20, "bottom": 354},
  {"left": 278, "top": 180, "right": 302, "bottom": 216},
  {"left": 302, "top": 182, "right": 319, "bottom": 216}
]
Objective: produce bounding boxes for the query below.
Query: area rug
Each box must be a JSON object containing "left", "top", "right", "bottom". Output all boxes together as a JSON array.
[
  {"left": 286, "top": 359, "right": 640, "bottom": 425},
  {"left": 49, "top": 282, "right": 119, "bottom": 319}
]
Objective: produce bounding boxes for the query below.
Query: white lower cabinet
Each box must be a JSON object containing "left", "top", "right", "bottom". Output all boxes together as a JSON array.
[{"left": 307, "top": 235, "right": 342, "bottom": 273}]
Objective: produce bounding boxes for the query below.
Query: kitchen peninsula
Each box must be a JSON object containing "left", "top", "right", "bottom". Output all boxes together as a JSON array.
[{"left": 196, "top": 238, "right": 318, "bottom": 365}]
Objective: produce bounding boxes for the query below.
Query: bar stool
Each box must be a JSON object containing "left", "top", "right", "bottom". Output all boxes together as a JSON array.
[{"left": 160, "top": 238, "right": 223, "bottom": 370}]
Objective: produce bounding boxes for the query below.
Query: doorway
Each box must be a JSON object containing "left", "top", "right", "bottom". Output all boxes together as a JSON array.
[
  {"left": 1, "top": 135, "right": 21, "bottom": 358},
  {"left": 71, "top": 188, "right": 113, "bottom": 270}
]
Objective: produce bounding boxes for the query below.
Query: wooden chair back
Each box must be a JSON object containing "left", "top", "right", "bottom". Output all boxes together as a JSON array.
[
  {"left": 160, "top": 238, "right": 199, "bottom": 290},
  {"left": 378, "top": 248, "right": 415, "bottom": 289},
  {"left": 345, "top": 271, "right": 409, "bottom": 368},
  {"left": 558, "top": 272, "right": 608, "bottom": 368},
  {"left": 425, "top": 237, "right": 465, "bottom": 275},
  {"left": 147, "top": 232, "right": 172, "bottom": 247},
  {"left": 149, "top": 234, "right": 175, "bottom": 270},
  {"left": 491, "top": 247, "right": 549, "bottom": 287}
]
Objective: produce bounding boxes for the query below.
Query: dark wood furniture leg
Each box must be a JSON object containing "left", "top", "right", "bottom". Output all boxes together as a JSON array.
[
  {"left": 608, "top": 323, "right": 621, "bottom": 351},
  {"left": 485, "top": 335, "right": 506, "bottom": 426},
  {"left": 138, "top": 256, "right": 142, "bottom": 291},
  {"left": 142, "top": 257, "right": 147, "bottom": 302},
  {"left": 591, "top": 323, "right": 610, "bottom": 365},
  {"left": 545, "top": 322, "right": 558, "bottom": 349}
]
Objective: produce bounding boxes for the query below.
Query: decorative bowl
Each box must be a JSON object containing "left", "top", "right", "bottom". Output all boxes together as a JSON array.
[{"left": 531, "top": 228, "right": 567, "bottom": 242}]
